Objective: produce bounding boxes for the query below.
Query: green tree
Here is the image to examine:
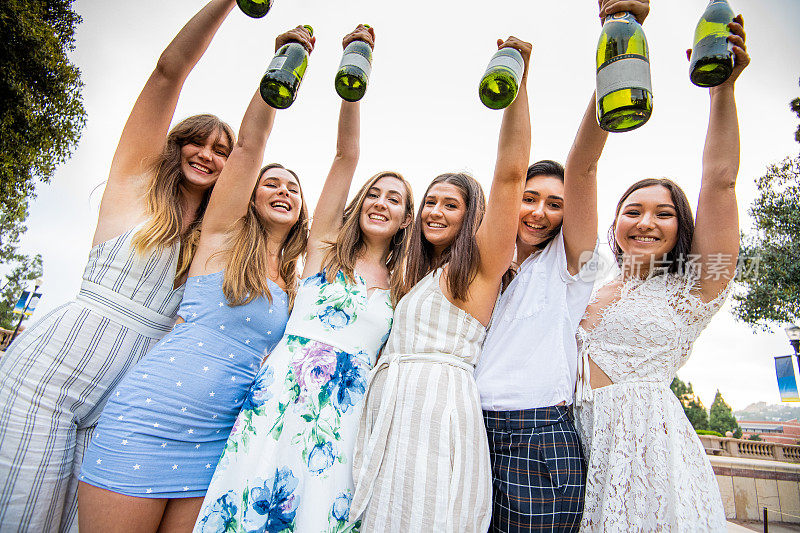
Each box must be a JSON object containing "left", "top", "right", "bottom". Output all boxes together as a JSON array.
[
  {"left": 748, "top": 433, "right": 762, "bottom": 441},
  {"left": 0, "top": 0, "right": 86, "bottom": 326},
  {"left": 733, "top": 79, "right": 800, "bottom": 328},
  {"left": 670, "top": 377, "right": 709, "bottom": 430},
  {"left": 709, "top": 390, "right": 743, "bottom": 438}
]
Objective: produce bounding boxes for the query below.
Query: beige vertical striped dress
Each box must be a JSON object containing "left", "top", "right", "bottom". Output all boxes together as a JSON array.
[{"left": 351, "top": 269, "right": 492, "bottom": 532}]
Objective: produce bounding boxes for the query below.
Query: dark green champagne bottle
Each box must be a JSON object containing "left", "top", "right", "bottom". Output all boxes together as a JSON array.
[
  {"left": 478, "top": 48, "right": 524, "bottom": 110},
  {"left": 689, "top": 0, "right": 734, "bottom": 87},
  {"left": 335, "top": 33, "right": 373, "bottom": 102},
  {"left": 260, "top": 25, "right": 313, "bottom": 109},
  {"left": 595, "top": 12, "right": 653, "bottom": 132},
  {"left": 236, "top": 0, "right": 272, "bottom": 18}
]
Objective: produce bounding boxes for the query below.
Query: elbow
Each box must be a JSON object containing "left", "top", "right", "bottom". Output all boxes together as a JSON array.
[
  {"left": 703, "top": 165, "right": 739, "bottom": 191},
  {"left": 154, "top": 51, "right": 187, "bottom": 83},
  {"left": 334, "top": 147, "right": 359, "bottom": 164}
]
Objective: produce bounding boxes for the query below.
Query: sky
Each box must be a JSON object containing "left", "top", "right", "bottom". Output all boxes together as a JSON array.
[{"left": 14, "top": 0, "right": 800, "bottom": 411}]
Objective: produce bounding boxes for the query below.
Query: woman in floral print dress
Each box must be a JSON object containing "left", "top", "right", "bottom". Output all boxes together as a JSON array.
[{"left": 194, "top": 25, "right": 415, "bottom": 533}]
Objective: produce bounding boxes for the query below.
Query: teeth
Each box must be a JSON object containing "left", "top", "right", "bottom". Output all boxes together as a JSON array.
[
  {"left": 428, "top": 222, "right": 446, "bottom": 228},
  {"left": 271, "top": 201, "right": 290, "bottom": 211},
  {"left": 633, "top": 236, "right": 658, "bottom": 242},
  {"left": 189, "top": 162, "right": 212, "bottom": 174},
  {"left": 368, "top": 214, "right": 387, "bottom": 221},
  {"left": 524, "top": 222, "right": 545, "bottom": 229}
]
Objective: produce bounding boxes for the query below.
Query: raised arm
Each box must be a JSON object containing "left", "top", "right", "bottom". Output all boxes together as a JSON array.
[
  {"left": 563, "top": 93, "right": 607, "bottom": 275},
  {"left": 304, "top": 25, "right": 374, "bottom": 275},
  {"left": 691, "top": 15, "right": 749, "bottom": 300},
  {"left": 108, "top": 0, "right": 235, "bottom": 183},
  {"left": 190, "top": 27, "right": 314, "bottom": 275},
  {"left": 474, "top": 37, "right": 532, "bottom": 283}
]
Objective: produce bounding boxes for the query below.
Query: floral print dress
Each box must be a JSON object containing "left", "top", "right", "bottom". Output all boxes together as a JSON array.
[{"left": 194, "top": 271, "right": 393, "bottom": 533}]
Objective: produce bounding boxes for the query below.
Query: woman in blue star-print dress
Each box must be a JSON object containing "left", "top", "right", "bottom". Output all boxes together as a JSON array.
[{"left": 77, "top": 26, "right": 313, "bottom": 532}]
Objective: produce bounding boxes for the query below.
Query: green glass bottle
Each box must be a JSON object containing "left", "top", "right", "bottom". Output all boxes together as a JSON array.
[
  {"left": 478, "top": 48, "right": 524, "bottom": 110},
  {"left": 595, "top": 12, "right": 653, "bottom": 132},
  {"left": 335, "top": 31, "right": 373, "bottom": 102},
  {"left": 259, "top": 25, "right": 313, "bottom": 109},
  {"left": 236, "top": 0, "right": 272, "bottom": 18},
  {"left": 689, "top": 0, "right": 735, "bottom": 87}
]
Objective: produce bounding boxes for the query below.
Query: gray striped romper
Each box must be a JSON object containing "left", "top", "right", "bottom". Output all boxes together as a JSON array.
[
  {"left": 351, "top": 269, "right": 492, "bottom": 532},
  {"left": 0, "top": 223, "right": 183, "bottom": 532}
]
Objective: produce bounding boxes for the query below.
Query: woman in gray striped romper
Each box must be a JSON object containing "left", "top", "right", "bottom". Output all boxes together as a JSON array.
[
  {"left": 0, "top": 1, "right": 237, "bottom": 530},
  {"left": 350, "top": 36, "right": 532, "bottom": 532}
]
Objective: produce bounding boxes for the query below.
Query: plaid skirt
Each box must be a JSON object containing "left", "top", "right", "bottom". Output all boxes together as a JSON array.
[{"left": 483, "top": 406, "right": 586, "bottom": 533}]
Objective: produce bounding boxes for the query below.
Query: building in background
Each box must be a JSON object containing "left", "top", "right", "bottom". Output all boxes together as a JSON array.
[{"left": 739, "top": 419, "right": 800, "bottom": 445}]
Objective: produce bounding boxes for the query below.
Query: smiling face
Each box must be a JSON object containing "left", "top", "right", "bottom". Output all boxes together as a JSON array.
[
  {"left": 614, "top": 185, "right": 680, "bottom": 270},
  {"left": 359, "top": 176, "right": 412, "bottom": 243},
  {"left": 421, "top": 182, "right": 467, "bottom": 253},
  {"left": 254, "top": 167, "right": 302, "bottom": 229},
  {"left": 179, "top": 132, "right": 231, "bottom": 189},
  {"left": 518, "top": 174, "right": 565, "bottom": 249}
]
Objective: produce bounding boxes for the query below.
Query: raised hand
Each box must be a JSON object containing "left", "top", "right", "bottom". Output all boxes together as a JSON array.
[
  {"left": 343, "top": 24, "right": 375, "bottom": 50},
  {"left": 496, "top": 36, "right": 532, "bottom": 80},
  {"left": 276, "top": 25, "right": 315, "bottom": 53},
  {"left": 599, "top": 0, "right": 650, "bottom": 24}
]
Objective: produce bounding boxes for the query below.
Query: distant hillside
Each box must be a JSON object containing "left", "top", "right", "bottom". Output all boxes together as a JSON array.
[{"left": 735, "top": 402, "right": 800, "bottom": 422}]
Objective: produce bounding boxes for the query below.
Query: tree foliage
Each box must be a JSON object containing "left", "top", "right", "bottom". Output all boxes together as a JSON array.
[
  {"left": 0, "top": 0, "right": 85, "bottom": 325},
  {"left": 709, "top": 390, "right": 742, "bottom": 439},
  {"left": 733, "top": 156, "right": 800, "bottom": 328},
  {"left": 670, "top": 377, "right": 709, "bottom": 431},
  {"left": 733, "top": 80, "right": 800, "bottom": 329},
  {"left": 792, "top": 78, "right": 800, "bottom": 145}
]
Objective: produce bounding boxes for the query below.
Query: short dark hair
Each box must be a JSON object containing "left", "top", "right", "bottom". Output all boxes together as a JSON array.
[
  {"left": 608, "top": 178, "right": 695, "bottom": 275},
  {"left": 526, "top": 159, "right": 564, "bottom": 182}
]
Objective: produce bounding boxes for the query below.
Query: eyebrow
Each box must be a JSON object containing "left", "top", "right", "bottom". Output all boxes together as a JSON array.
[
  {"left": 623, "top": 202, "right": 676, "bottom": 209},
  {"left": 524, "top": 190, "right": 563, "bottom": 201}
]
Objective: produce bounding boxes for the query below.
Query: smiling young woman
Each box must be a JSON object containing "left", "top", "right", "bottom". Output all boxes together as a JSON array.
[
  {"left": 350, "top": 35, "right": 532, "bottom": 533},
  {"left": 75, "top": 25, "right": 312, "bottom": 533},
  {"left": 192, "top": 26, "right": 420, "bottom": 533},
  {"left": 573, "top": 5, "right": 750, "bottom": 531},
  {"left": 0, "top": 2, "right": 237, "bottom": 530}
]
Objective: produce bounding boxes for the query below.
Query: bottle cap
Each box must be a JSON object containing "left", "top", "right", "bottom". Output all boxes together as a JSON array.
[
  {"left": 363, "top": 24, "right": 371, "bottom": 29},
  {"left": 303, "top": 25, "right": 314, "bottom": 36}
]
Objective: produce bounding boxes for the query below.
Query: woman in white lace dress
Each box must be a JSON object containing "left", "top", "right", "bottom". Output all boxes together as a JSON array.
[{"left": 572, "top": 8, "right": 750, "bottom": 532}]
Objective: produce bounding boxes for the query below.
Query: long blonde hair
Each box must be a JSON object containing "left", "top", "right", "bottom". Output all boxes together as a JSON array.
[
  {"left": 132, "top": 114, "right": 235, "bottom": 280},
  {"left": 321, "top": 171, "right": 414, "bottom": 305},
  {"left": 222, "top": 164, "right": 309, "bottom": 308}
]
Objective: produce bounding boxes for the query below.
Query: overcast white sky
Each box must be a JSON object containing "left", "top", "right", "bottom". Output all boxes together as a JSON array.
[{"left": 14, "top": 0, "right": 800, "bottom": 410}]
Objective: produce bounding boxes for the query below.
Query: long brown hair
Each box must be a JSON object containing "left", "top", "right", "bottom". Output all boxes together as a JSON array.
[
  {"left": 222, "top": 163, "right": 309, "bottom": 308},
  {"left": 132, "top": 114, "right": 235, "bottom": 280},
  {"left": 321, "top": 171, "right": 414, "bottom": 305},
  {"left": 401, "top": 172, "right": 486, "bottom": 302},
  {"left": 609, "top": 178, "right": 695, "bottom": 275}
]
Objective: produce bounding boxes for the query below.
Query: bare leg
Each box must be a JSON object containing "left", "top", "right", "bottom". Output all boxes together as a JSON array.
[
  {"left": 158, "top": 497, "right": 205, "bottom": 533},
  {"left": 78, "top": 481, "right": 166, "bottom": 533}
]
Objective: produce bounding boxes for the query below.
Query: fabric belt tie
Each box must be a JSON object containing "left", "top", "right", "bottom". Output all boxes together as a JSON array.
[
  {"left": 76, "top": 280, "right": 176, "bottom": 338},
  {"left": 350, "top": 352, "right": 474, "bottom": 523}
]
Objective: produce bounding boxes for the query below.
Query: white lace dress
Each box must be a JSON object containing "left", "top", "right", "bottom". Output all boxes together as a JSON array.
[{"left": 574, "top": 274, "right": 730, "bottom": 532}]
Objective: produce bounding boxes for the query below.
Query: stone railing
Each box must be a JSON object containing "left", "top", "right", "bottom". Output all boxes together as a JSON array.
[{"left": 699, "top": 434, "right": 800, "bottom": 463}]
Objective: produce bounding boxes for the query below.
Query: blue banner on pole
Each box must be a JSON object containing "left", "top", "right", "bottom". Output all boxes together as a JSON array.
[
  {"left": 12, "top": 291, "right": 30, "bottom": 315},
  {"left": 775, "top": 355, "right": 800, "bottom": 402}
]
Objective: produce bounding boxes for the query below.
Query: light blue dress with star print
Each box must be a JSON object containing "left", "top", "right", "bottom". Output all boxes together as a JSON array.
[{"left": 79, "top": 270, "right": 289, "bottom": 498}]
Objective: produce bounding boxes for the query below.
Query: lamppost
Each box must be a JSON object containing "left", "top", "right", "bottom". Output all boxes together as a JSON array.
[
  {"left": 786, "top": 325, "right": 800, "bottom": 367},
  {"left": 10, "top": 278, "right": 43, "bottom": 343}
]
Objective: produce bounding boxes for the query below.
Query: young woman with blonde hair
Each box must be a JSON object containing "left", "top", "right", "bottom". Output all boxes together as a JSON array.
[
  {"left": 0, "top": 1, "right": 236, "bottom": 530},
  {"left": 77, "top": 25, "right": 312, "bottom": 533},
  {"left": 350, "top": 35, "right": 532, "bottom": 532},
  {"left": 195, "top": 26, "right": 415, "bottom": 533}
]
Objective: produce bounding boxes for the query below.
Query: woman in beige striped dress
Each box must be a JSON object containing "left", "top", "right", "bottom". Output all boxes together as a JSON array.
[{"left": 350, "top": 36, "right": 531, "bottom": 532}]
